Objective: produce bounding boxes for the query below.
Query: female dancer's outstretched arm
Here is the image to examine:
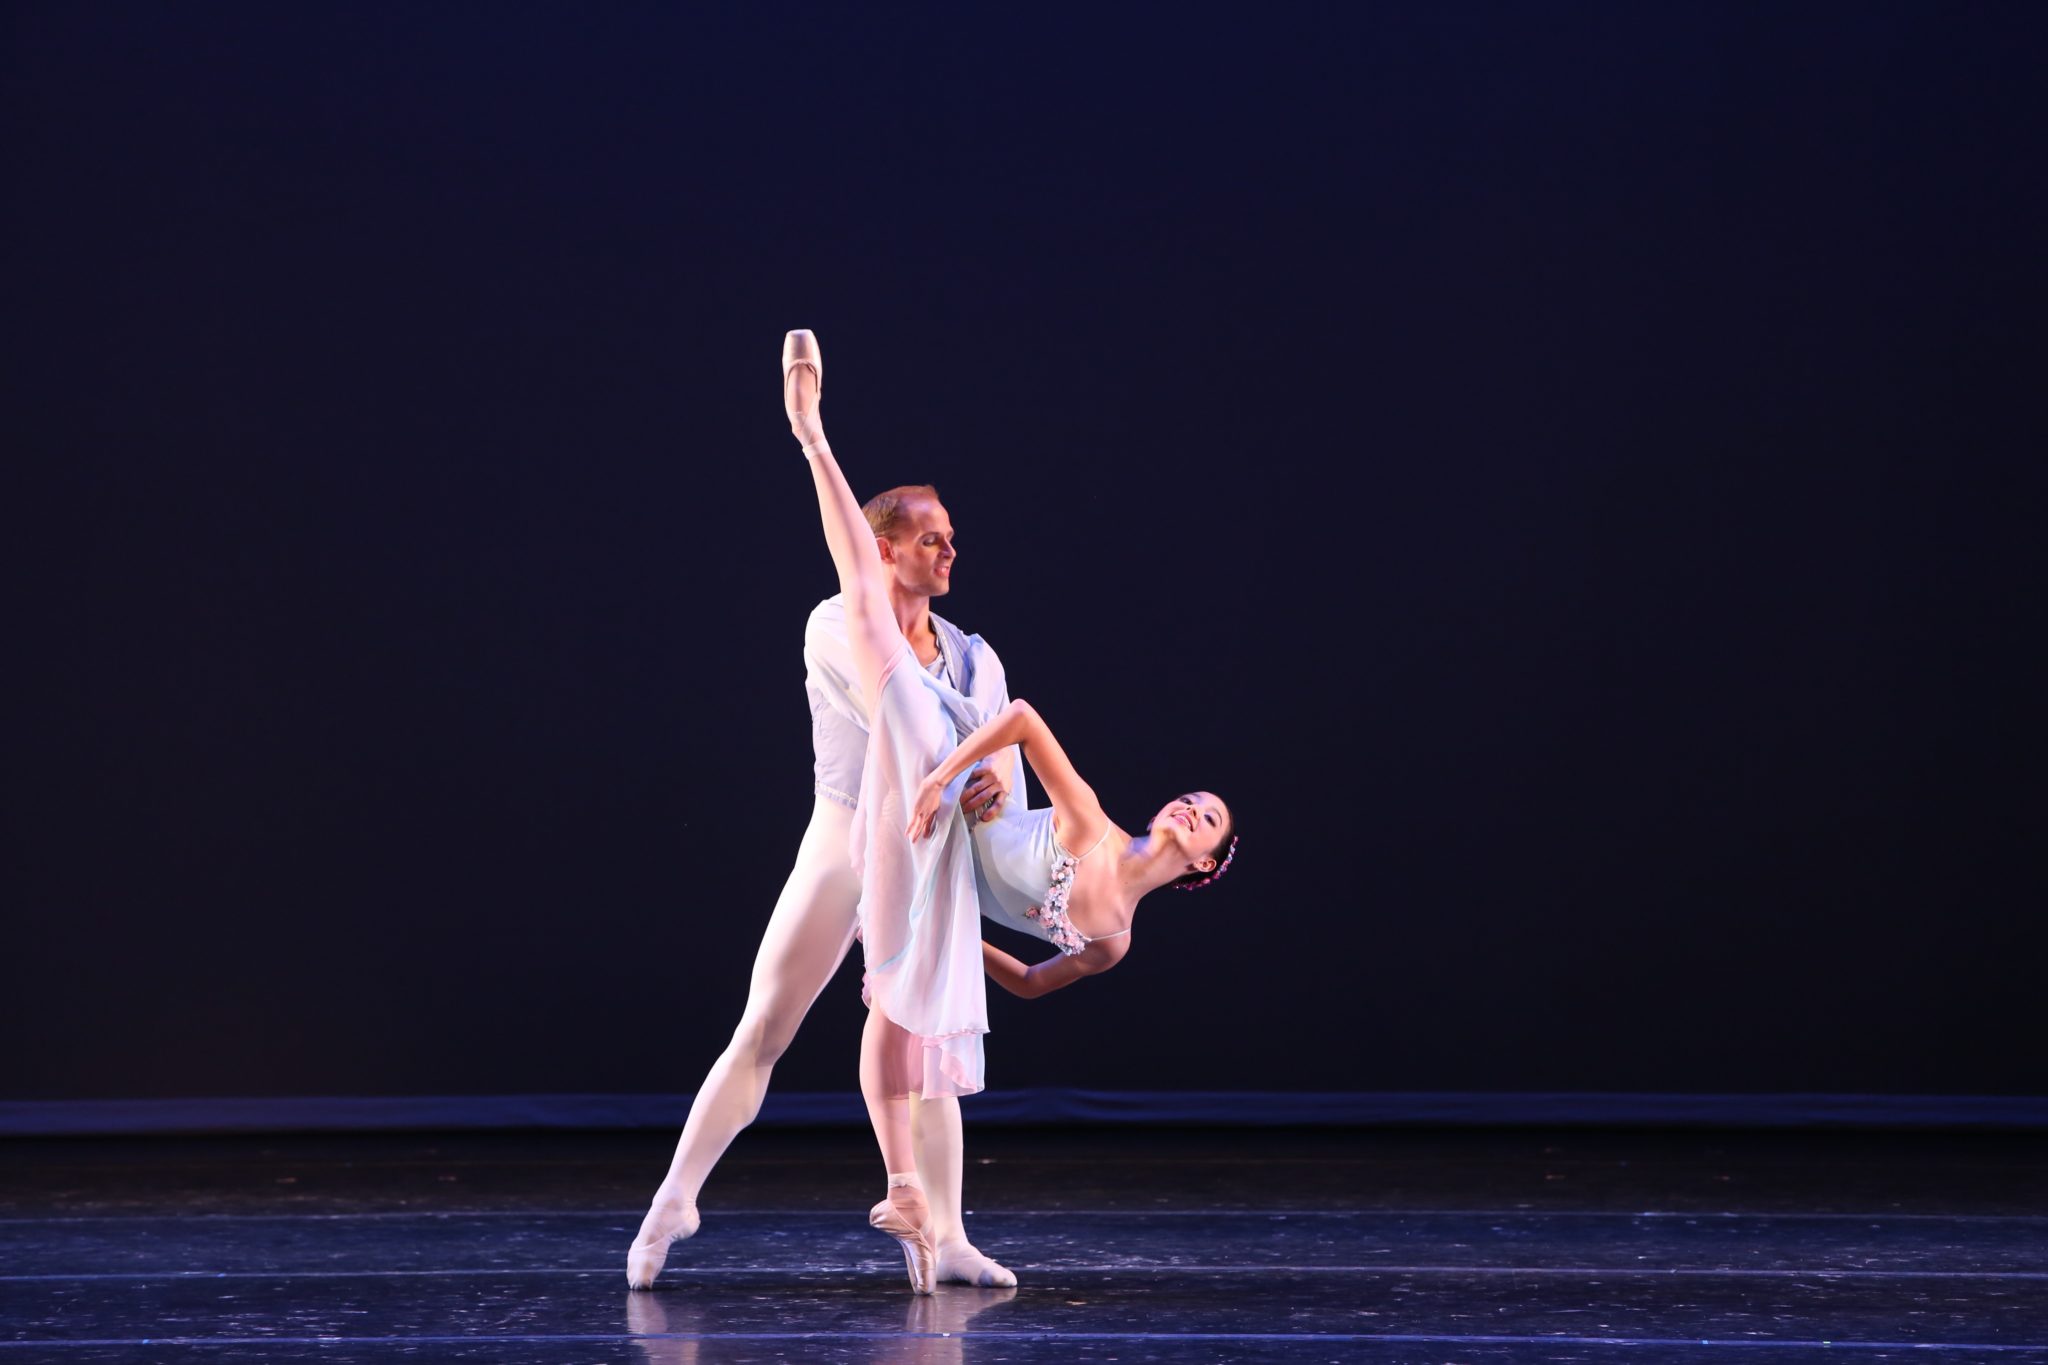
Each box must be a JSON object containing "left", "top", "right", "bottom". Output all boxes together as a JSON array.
[
  {"left": 981, "top": 935, "right": 1118, "bottom": 998},
  {"left": 914, "top": 699, "right": 1127, "bottom": 998},
  {"left": 906, "top": 699, "right": 1107, "bottom": 849}
]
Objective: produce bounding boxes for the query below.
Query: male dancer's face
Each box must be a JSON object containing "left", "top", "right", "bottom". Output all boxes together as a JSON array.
[{"left": 877, "top": 497, "right": 956, "bottom": 599}]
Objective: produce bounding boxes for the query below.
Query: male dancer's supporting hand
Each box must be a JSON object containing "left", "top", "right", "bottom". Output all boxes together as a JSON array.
[{"left": 959, "top": 761, "right": 1011, "bottom": 824}]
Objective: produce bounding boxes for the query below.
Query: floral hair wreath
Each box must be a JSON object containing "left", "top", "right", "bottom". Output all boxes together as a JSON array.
[{"left": 1174, "top": 835, "right": 1239, "bottom": 891}]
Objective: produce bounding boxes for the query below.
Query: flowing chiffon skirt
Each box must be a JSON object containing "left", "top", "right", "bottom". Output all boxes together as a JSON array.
[{"left": 851, "top": 644, "right": 987, "bottom": 1098}]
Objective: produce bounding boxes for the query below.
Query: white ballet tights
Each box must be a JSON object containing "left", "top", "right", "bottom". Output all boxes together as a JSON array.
[
  {"left": 911, "top": 1090, "right": 1017, "bottom": 1287},
  {"left": 646, "top": 796, "right": 860, "bottom": 1214}
]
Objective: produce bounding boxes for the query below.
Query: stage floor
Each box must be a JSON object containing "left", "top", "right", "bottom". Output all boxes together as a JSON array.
[{"left": 3, "top": 1125, "right": 2045, "bottom": 1361}]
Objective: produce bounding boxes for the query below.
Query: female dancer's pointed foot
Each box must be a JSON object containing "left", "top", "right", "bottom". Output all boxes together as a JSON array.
[
  {"left": 782, "top": 329, "right": 826, "bottom": 451},
  {"left": 935, "top": 1237, "right": 1018, "bottom": 1288},
  {"left": 869, "top": 1186, "right": 937, "bottom": 1294},
  {"left": 625, "top": 1199, "right": 699, "bottom": 1290}
]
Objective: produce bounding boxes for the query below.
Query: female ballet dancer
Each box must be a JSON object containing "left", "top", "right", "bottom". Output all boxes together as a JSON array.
[{"left": 782, "top": 329, "right": 1238, "bottom": 1292}]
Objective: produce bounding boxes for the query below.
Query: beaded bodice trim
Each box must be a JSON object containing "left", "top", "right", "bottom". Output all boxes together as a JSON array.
[{"left": 1022, "top": 827, "right": 1120, "bottom": 956}]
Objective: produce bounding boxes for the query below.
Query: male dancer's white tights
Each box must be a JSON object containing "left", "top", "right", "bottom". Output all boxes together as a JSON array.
[{"left": 629, "top": 796, "right": 1012, "bottom": 1287}]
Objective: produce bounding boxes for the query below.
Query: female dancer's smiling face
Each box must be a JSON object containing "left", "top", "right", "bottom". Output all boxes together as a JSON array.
[
  {"left": 1152, "top": 791, "right": 1231, "bottom": 871},
  {"left": 877, "top": 497, "right": 957, "bottom": 597}
]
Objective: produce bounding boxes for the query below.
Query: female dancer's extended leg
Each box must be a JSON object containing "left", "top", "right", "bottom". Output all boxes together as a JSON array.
[
  {"left": 786, "top": 332, "right": 899, "bottom": 701},
  {"left": 786, "top": 331, "right": 937, "bottom": 1291},
  {"left": 785, "top": 330, "right": 1012, "bottom": 1292}
]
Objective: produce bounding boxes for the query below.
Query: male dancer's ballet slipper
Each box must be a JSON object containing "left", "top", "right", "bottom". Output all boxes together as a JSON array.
[
  {"left": 869, "top": 1185, "right": 937, "bottom": 1295},
  {"left": 782, "top": 328, "right": 825, "bottom": 449},
  {"left": 625, "top": 1199, "right": 699, "bottom": 1290},
  {"left": 936, "top": 1237, "right": 1019, "bottom": 1288}
]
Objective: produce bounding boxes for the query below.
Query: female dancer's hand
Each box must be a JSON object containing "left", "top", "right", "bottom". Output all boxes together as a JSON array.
[{"left": 906, "top": 774, "right": 947, "bottom": 841}]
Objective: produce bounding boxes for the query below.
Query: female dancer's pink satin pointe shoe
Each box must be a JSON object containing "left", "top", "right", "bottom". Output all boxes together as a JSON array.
[
  {"left": 625, "top": 1199, "right": 699, "bottom": 1290},
  {"left": 782, "top": 328, "right": 825, "bottom": 449},
  {"left": 869, "top": 1184, "right": 937, "bottom": 1295}
]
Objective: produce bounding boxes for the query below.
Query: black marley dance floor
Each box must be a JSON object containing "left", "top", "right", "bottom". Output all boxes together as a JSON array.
[{"left": 3, "top": 1125, "right": 2045, "bottom": 1361}]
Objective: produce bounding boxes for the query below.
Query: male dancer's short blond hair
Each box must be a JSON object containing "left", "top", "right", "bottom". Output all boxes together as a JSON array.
[{"left": 862, "top": 484, "right": 941, "bottom": 539}]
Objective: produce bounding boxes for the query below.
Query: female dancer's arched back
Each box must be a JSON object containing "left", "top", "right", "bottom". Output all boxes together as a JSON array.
[{"left": 783, "top": 330, "right": 1238, "bottom": 1292}]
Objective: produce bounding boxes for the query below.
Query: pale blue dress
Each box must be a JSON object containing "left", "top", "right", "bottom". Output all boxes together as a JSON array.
[{"left": 973, "top": 810, "right": 1125, "bottom": 957}]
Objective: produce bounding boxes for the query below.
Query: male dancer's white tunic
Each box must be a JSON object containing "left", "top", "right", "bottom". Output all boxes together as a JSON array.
[{"left": 804, "top": 595, "right": 1016, "bottom": 818}]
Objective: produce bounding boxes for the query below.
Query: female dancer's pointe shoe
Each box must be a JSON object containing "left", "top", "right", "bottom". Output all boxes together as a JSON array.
[
  {"left": 868, "top": 1185, "right": 937, "bottom": 1295},
  {"left": 625, "top": 1200, "right": 699, "bottom": 1290},
  {"left": 782, "top": 328, "right": 825, "bottom": 449}
]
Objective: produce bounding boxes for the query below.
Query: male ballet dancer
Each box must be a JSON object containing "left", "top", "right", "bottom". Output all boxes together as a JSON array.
[{"left": 627, "top": 483, "right": 1020, "bottom": 1290}]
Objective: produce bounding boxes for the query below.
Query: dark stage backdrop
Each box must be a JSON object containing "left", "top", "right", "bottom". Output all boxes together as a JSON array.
[{"left": 6, "top": 3, "right": 2044, "bottom": 1108}]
